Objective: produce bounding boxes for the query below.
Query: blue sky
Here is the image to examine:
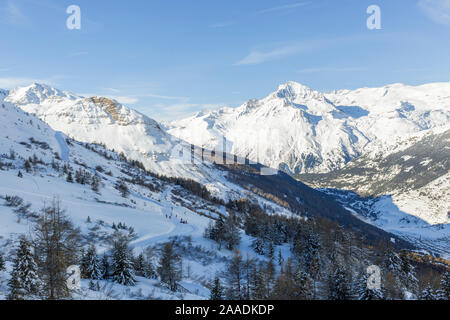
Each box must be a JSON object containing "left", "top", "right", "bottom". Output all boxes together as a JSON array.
[{"left": 0, "top": 0, "right": 450, "bottom": 121}]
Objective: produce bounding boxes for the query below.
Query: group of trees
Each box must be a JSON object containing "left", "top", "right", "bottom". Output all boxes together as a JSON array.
[
  {"left": 203, "top": 197, "right": 450, "bottom": 301},
  {"left": 1, "top": 198, "right": 187, "bottom": 300},
  {"left": 6, "top": 199, "right": 80, "bottom": 299},
  {"left": 204, "top": 215, "right": 241, "bottom": 250},
  {"left": 65, "top": 165, "right": 102, "bottom": 193}
]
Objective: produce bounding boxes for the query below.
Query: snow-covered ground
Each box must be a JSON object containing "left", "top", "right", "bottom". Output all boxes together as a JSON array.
[{"left": 0, "top": 96, "right": 292, "bottom": 300}]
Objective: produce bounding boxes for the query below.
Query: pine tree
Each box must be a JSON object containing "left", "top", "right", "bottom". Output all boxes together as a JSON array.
[
  {"left": 81, "top": 245, "right": 102, "bottom": 280},
  {"left": 66, "top": 171, "right": 73, "bottom": 183},
  {"left": 91, "top": 175, "right": 100, "bottom": 193},
  {"left": 438, "top": 271, "right": 450, "bottom": 300},
  {"left": 24, "top": 160, "right": 31, "bottom": 173},
  {"left": 210, "top": 276, "right": 224, "bottom": 300},
  {"left": 116, "top": 180, "right": 129, "bottom": 198},
  {"left": 278, "top": 250, "right": 284, "bottom": 266},
  {"left": 134, "top": 253, "right": 145, "bottom": 277},
  {"left": 101, "top": 253, "right": 110, "bottom": 280},
  {"left": 225, "top": 249, "right": 244, "bottom": 300},
  {"left": 157, "top": 242, "right": 182, "bottom": 291},
  {"left": 223, "top": 217, "right": 240, "bottom": 250},
  {"left": 252, "top": 237, "right": 265, "bottom": 255},
  {"left": 272, "top": 258, "right": 311, "bottom": 300},
  {"left": 399, "top": 251, "right": 418, "bottom": 294},
  {"left": 328, "top": 266, "right": 350, "bottom": 300},
  {"left": 420, "top": 284, "right": 437, "bottom": 300},
  {"left": 111, "top": 238, "right": 136, "bottom": 286},
  {"left": 34, "top": 199, "right": 81, "bottom": 299},
  {"left": 0, "top": 252, "right": 5, "bottom": 271},
  {"left": 251, "top": 263, "right": 268, "bottom": 300},
  {"left": 355, "top": 272, "right": 384, "bottom": 300},
  {"left": 7, "top": 236, "right": 41, "bottom": 300}
]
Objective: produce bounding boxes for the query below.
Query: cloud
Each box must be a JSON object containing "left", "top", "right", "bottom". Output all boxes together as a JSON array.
[
  {"left": 297, "top": 67, "right": 366, "bottom": 74},
  {"left": 78, "top": 92, "right": 139, "bottom": 105},
  {"left": 0, "top": 77, "right": 56, "bottom": 89},
  {"left": 235, "top": 34, "right": 375, "bottom": 66},
  {"left": 139, "top": 93, "right": 190, "bottom": 101},
  {"left": 418, "top": 0, "right": 450, "bottom": 26},
  {"left": 256, "top": 2, "right": 310, "bottom": 15},
  {"left": 1, "top": 1, "right": 27, "bottom": 25},
  {"left": 109, "top": 96, "right": 139, "bottom": 105},
  {"left": 103, "top": 87, "right": 121, "bottom": 93},
  {"left": 146, "top": 103, "right": 224, "bottom": 122},
  {"left": 235, "top": 41, "right": 322, "bottom": 65}
]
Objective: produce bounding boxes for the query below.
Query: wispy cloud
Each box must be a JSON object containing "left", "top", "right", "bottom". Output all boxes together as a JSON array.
[
  {"left": 297, "top": 67, "right": 367, "bottom": 74},
  {"left": 0, "top": 77, "right": 56, "bottom": 89},
  {"left": 109, "top": 96, "right": 139, "bottom": 105},
  {"left": 78, "top": 92, "right": 139, "bottom": 105},
  {"left": 235, "top": 39, "right": 325, "bottom": 65},
  {"left": 209, "top": 2, "right": 309, "bottom": 29},
  {"left": 146, "top": 103, "right": 225, "bottom": 122},
  {"left": 1, "top": 1, "right": 27, "bottom": 25},
  {"left": 139, "top": 93, "right": 190, "bottom": 101},
  {"left": 235, "top": 34, "right": 378, "bottom": 66},
  {"left": 418, "top": 0, "right": 450, "bottom": 26},
  {"left": 256, "top": 2, "right": 310, "bottom": 15}
]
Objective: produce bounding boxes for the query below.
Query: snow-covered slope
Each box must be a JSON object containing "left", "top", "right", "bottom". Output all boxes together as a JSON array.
[
  {"left": 0, "top": 99, "right": 294, "bottom": 299},
  {"left": 1, "top": 98, "right": 423, "bottom": 299},
  {"left": 299, "top": 127, "right": 450, "bottom": 225},
  {"left": 167, "top": 81, "right": 450, "bottom": 174},
  {"left": 5, "top": 83, "right": 208, "bottom": 181}
]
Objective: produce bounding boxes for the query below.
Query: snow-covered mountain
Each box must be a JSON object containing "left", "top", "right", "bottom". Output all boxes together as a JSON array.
[
  {"left": 299, "top": 127, "right": 450, "bottom": 223},
  {"left": 2, "top": 93, "right": 424, "bottom": 299},
  {"left": 5, "top": 83, "right": 220, "bottom": 182},
  {"left": 298, "top": 127, "right": 449, "bottom": 257},
  {"left": 167, "top": 81, "right": 450, "bottom": 174},
  {"left": 3, "top": 82, "right": 449, "bottom": 253}
]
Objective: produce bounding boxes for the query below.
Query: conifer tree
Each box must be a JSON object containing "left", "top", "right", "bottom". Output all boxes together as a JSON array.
[
  {"left": 111, "top": 238, "right": 136, "bottom": 286},
  {"left": 91, "top": 175, "right": 100, "bottom": 193},
  {"left": 34, "top": 199, "right": 81, "bottom": 299},
  {"left": 399, "top": 251, "right": 418, "bottom": 293},
  {"left": 7, "top": 236, "right": 41, "bottom": 300},
  {"left": 438, "top": 271, "right": 450, "bottom": 300},
  {"left": 81, "top": 245, "right": 102, "bottom": 280},
  {"left": 420, "top": 284, "right": 437, "bottom": 300},
  {"left": 157, "top": 242, "right": 182, "bottom": 291},
  {"left": 24, "top": 160, "right": 31, "bottom": 173},
  {"left": 0, "top": 252, "right": 5, "bottom": 271},
  {"left": 272, "top": 258, "right": 311, "bottom": 300},
  {"left": 223, "top": 217, "right": 241, "bottom": 250},
  {"left": 328, "top": 266, "right": 350, "bottom": 300},
  {"left": 355, "top": 272, "right": 384, "bottom": 300},
  {"left": 251, "top": 263, "right": 268, "bottom": 300},
  {"left": 134, "top": 253, "right": 145, "bottom": 277},
  {"left": 225, "top": 249, "right": 244, "bottom": 300},
  {"left": 210, "top": 276, "right": 224, "bottom": 300},
  {"left": 101, "top": 253, "right": 110, "bottom": 280}
]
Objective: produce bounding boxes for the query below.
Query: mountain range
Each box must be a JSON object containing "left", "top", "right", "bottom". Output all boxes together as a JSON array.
[{"left": 0, "top": 81, "right": 448, "bottom": 282}]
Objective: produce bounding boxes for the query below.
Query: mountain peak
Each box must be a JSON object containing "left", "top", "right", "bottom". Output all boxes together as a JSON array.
[
  {"left": 275, "top": 81, "right": 324, "bottom": 101},
  {"left": 6, "top": 83, "right": 78, "bottom": 105}
]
